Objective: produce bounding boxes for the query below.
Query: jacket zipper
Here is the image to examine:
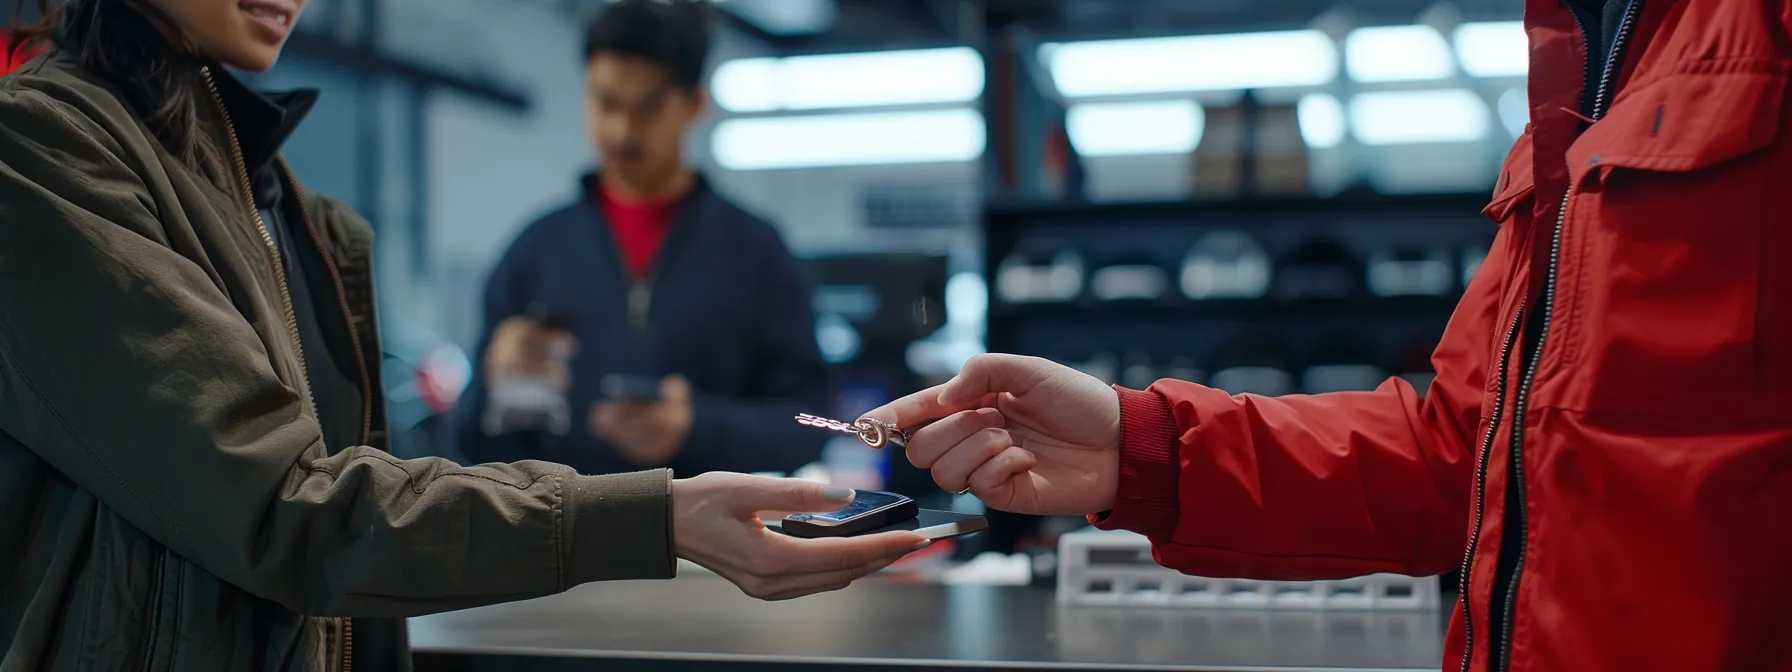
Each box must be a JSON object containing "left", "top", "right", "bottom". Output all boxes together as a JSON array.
[
  {"left": 199, "top": 67, "right": 317, "bottom": 423},
  {"left": 1492, "top": 2, "right": 1642, "bottom": 670},
  {"left": 199, "top": 66, "right": 356, "bottom": 672},
  {"left": 610, "top": 191, "right": 690, "bottom": 336},
  {"left": 278, "top": 166, "right": 364, "bottom": 672},
  {"left": 1456, "top": 308, "right": 1524, "bottom": 672}
]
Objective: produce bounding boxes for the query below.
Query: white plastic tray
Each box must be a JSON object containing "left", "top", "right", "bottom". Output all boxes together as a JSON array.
[{"left": 1057, "top": 527, "right": 1440, "bottom": 610}]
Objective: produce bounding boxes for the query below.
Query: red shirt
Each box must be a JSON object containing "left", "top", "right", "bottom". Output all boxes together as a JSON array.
[
  {"left": 1, "top": 31, "right": 46, "bottom": 75},
  {"left": 597, "top": 182, "right": 680, "bottom": 281}
]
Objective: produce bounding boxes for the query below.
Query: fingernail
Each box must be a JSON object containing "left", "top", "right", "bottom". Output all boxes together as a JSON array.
[
  {"left": 822, "top": 486, "right": 855, "bottom": 503},
  {"left": 911, "top": 540, "right": 933, "bottom": 551}
]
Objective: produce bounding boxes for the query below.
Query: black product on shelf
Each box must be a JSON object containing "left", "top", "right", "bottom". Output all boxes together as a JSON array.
[
  {"left": 1209, "top": 333, "right": 1296, "bottom": 396},
  {"left": 1180, "top": 230, "right": 1273, "bottom": 300},
  {"left": 995, "top": 239, "right": 1084, "bottom": 305},
  {"left": 1273, "top": 237, "right": 1364, "bottom": 302},
  {"left": 1090, "top": 260, "right": 1171, "bottom": 303},
  {"left": 1301, "top": 334, "right": 1387, "bottom": 394},
  {"left": 808, "top": 254, "right": 949, "bottom": 350},
  {"left": 1366, "top": 246, "right": 1456, "bottom": 297},
  {"left": 983, "top": 194, "right": 1495, "bottom": 399}
]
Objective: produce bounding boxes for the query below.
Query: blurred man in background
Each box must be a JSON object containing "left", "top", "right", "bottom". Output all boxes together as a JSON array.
[{"left": 456, "top": 0, "right": 832, "bottom": 477}]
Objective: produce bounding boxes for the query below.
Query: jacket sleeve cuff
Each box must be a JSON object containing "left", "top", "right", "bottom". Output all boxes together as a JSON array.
[
  {"left": 561, "top": 468, "right": 677, "bottom": 589},
  {"left": 1087, "top": 385, "right": 1181, "bottom": 540}
]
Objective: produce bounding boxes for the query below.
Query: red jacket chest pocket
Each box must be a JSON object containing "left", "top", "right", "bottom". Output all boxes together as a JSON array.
[{"left": 1547, "top": 63, "right": 1789, "bottom": 420}]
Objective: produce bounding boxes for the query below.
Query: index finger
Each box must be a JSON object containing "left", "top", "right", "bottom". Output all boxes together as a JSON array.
[
  {"left": 771, "top": 530, "right": 931, "bottom": 573},
  {"left": 859, "top": 382, "right": 959, "bottom": 429}
]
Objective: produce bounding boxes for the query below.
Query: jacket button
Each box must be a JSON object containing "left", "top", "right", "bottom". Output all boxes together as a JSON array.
[{"left": 1588, "top": 154, "right": 1601, "bottom": 165}]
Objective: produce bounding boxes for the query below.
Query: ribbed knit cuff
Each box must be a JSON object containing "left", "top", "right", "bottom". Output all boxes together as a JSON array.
[
  {"left": 1087, "top": 385, "right": 1181, "bottom": 540},
  {"left": 562, "top": 468, "right": 676, "bottom": 589}
]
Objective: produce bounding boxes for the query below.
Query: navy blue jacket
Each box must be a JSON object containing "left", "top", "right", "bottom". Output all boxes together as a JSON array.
[{"left": 454, "top": 174, "right": 833, "bottom": 476}]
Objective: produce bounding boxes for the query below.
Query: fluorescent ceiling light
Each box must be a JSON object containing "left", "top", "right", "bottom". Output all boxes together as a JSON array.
[
  {"left": 1297, "top": 94, "right": 1346, "bottom": 149},
  {"left": 1497, "top": 87, "right": 1529, "bottom": 137},
  {"left": 711, "top": 47, "right": 984, "bottom": 113},
  {"left": 1454, "top": 21, "right": 1528, "bottom": 78},
  {"left": 1043, "top": 30, "right": 1338, "bottom": 97},
  {"left": 1345, "top": 25, "right": 1455, "bottom": 82},
  {"left": 710, "top": 108, "right": 986, "bottom": 170},
  {"left": 1066, "top": 100, "right": 1203, "bottom": 157},
  {"left": 1348, "top": 89, "right": 1491, "bottom": 145}
]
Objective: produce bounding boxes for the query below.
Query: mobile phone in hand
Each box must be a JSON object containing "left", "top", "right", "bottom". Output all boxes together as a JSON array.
[
  {"left": 601, "top": 374, "right": 663, "bottom": 402},
  {"left": 780, "top": 490, "right": 919, "bottom": 538}
]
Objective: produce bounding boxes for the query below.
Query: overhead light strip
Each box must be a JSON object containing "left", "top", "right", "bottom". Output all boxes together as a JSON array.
[
  {"left": 709, "top": 108, "right": 986, "bottom": 170},
  {"left": 1345, "top": 25, "right": 1456, "bottom": 82},
  {"left": 711, "top": 47, "right": 985, "bottom": 113},
  {"left": 1043, "top": 30, "right": 1339, "bottom": 97},
  {"left": 1348, "top": 89, "right": 1491, "bottom": 145},
  {"left": 1454, "top": 21, "right": 1528, "bottom": 78},
  {"left": 1066, "top": 100, "right": 1204, "bottom": 157}
]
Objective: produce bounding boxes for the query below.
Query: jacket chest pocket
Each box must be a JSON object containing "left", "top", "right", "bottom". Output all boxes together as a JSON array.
[{"left": 1550, "top": 64, "right": 1788, "bottom": 419}]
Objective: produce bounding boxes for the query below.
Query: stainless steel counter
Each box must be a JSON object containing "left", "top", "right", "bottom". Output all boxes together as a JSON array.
[{"left": 409, "top": 576, "right": 1445, "bottom": 671}]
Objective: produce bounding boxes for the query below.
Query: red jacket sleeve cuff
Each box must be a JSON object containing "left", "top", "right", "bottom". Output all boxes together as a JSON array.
[{"left": 1087, "top": 385, "right": 1181, "bottom": 539}]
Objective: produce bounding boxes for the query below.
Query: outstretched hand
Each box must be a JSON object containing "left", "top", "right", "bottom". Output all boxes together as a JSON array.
[
  {"left": 670, "top": 472, "right": 930, "bottom": 600},
  {"left": 862, "top": 354, "right": 1122, "bottom": 516}
]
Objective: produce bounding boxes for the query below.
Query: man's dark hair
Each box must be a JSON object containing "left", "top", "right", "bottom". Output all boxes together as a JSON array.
[{"left": 583, "top": 0, "right": 712, "bottom": 92}]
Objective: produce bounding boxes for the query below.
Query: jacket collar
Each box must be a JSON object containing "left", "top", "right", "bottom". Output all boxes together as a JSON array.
[
  {"left": 203, "top": 66, "right": 318, "bottom": 177},
  {"left": 48, "top": 12, "right": 318, "bottom": 178}
]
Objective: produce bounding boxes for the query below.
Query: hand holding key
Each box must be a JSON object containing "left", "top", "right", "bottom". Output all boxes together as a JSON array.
[{"left": 858, "top": 354, "right": 1122, "bottom": 516}]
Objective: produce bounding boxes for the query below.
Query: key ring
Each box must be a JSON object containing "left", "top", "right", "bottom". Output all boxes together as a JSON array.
[
  {"left": 853, "top": 418, "right": 909, "bottom": 450},
  {"left": 795, "top": 413, "right": 912, "bottom": 450}
]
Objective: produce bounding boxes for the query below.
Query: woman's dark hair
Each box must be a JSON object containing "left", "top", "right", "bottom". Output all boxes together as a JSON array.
[
  {"left": 583, "top": 0, "right": 712, "bottom": 92},
  {"left": 9, "top": 0, "right": 207, "bottom": 163}
]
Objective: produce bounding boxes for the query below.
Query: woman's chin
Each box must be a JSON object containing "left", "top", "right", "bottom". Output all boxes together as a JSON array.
[{"left": 214, "top": 45, "right": 282, "bottom": 73}]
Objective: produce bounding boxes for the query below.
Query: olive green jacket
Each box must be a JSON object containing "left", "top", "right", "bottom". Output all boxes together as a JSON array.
[{"left": 0, "top": 54, "right": 675, "bottom": 671}]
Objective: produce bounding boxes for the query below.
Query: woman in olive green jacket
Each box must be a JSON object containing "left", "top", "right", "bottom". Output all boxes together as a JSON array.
[{"left": 0, "top": 1, "right": 926, "bottom": 669}]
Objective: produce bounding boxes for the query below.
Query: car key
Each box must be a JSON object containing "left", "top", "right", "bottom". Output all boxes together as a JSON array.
[
  {"left": 796, "top": 414, "right": 971, "bottom": 494},
  {"left": 795, "top": 413, "right": 915, "bottom": 450}
]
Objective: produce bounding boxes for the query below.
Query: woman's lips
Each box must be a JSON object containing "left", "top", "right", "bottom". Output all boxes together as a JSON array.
[{"left": 240, "top": 0, "right": 296, "bottom": 42}]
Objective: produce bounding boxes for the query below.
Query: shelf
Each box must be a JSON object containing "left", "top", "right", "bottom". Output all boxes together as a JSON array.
[
  {"left": 985, "top": 192, "right": 1496, "bottom": 221},
  {"left": 988, "top": 295, "right": 1462, "bottom": 322}
]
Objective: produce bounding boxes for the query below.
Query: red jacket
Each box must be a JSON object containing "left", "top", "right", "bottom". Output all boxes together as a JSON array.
[{"left": 1098, "top": 1, "right": 1792, "bottom": 670}]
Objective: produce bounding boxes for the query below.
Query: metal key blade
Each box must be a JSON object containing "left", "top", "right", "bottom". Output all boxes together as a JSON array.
[
  {"left": 794, "top": 413, "right": 910, "bottom": 450},
  {"left": 795, "top": 413, "right": 860, "bottom": 434}
]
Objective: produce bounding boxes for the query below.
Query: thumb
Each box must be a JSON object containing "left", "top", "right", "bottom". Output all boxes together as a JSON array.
[
  {"left": 861, "top": 354, "right": 1048, "bottom": 429},
  {"left": 938, "top": 353, "right": 1056, "bottom": 407},
  {"left": 661, "top": 374, "right": 691, "bottom": 401},
  {"left": 734, "top": 476, "right": 858, "bottom": 514}
]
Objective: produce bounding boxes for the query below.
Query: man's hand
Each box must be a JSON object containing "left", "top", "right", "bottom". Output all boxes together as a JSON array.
[
  {"left": 591, "top": 375, "right": 695, "bottom": 466},
  {"left": 862, "top": 354, "right": 1121, "bottom": 516},
  {"left": 672, "top": 472, "right": 930, "bottom": 600},
  {"left": 485, "top": 316, "right": 577, "bottom": 387}
]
